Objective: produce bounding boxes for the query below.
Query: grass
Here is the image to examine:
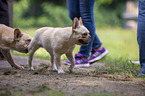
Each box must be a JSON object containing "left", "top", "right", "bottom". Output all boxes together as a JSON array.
[
  {"left": 97, "top": 28, "right": 139, "bottom": 60},
  {"left": 95, "top": 28, "right": 141, "bottom": 77},
  {"left": 11, "top": 27, "right": 141, "bottom": 77}
]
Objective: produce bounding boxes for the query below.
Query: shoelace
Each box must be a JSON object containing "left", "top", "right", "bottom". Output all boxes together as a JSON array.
[
  {"left": 92, "top": 51, "right": 100, "bottom": 57},
  {"left": 76, "top": 59, "right": 83, "bottom": 64}
]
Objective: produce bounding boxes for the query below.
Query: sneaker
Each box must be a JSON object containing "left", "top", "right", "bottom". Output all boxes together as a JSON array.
[
  {"left": 89, "top": 47, "right": 109, "bottom": 63},
  {"left": 65, "top": 53, "right": 90, "bottom": 67},
  {"left": 138, "top": 73, "right": 145, "bottom": 77},
  {"left": 138, "top": 67, "right": 145, "bottom": 77}
]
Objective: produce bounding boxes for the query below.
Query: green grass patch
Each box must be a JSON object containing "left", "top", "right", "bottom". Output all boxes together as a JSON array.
[
  {"left": 96, "top": 57, "right": 140, "bottom": 77},
  {"left": 97, "top": 28, "right": 138, "bottom": 60},
  {"left": 95, "top": 28, "right": 140, "bottom": 77}
]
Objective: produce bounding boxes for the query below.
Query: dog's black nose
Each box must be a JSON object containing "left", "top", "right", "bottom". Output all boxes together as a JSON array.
[{"left": 25, "top": 48, "right": 28, "bottom": 53}]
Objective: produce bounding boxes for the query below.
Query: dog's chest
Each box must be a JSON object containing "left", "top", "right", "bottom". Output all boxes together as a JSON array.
[{"left": 54, "top": 44, "right": 75, "bottom": 55}]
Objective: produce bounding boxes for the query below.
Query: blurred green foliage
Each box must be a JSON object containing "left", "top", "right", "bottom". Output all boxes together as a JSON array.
[
  {"left": 14, "top": 0, "right": 72, "bottom": 28},
  {"left": 13, "top": 0, "right": 138, "bottom": 28}
]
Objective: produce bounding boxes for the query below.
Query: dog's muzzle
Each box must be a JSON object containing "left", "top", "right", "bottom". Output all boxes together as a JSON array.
[
  {"left": 23, "top": 44, "right": 30, "bottom": 53},
  {"left": 25, "top": 48, "right": 28, "bottom": 53},
  {"left": 79, "top": 35, "right": 91, "bottom": 45}
]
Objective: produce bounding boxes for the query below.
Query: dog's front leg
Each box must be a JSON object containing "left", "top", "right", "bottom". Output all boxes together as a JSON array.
[
  {"left": 28, "top": 43, "right": 40, "bottom": 70},
  {"left": 66, "top": 52, "right": 75, "bottom": 73},
  {"left": 28, "top": 49, "right": 34, "bottom": 70},
  {"left": 54, "top": 53, "right": 65, "bottom": 74},
  {"left": 1, "top": 49, "right": 24, "bottom": 69}
]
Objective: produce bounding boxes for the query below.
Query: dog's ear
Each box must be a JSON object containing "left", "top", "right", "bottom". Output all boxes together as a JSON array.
[
  {"left": 79, "top": 17, "right": 83, "bottom": 25},
  {"left": 73, "top": 17, "right": 79, "bottom": 29},
  {"left": 14, "top": 28, "right": 22, "bottom": 41}
]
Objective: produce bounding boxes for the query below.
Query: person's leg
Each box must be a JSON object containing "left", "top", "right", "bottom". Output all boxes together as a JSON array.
[
  {"left": 66, "top": 0, "right": 108, "bottom": 66},
  {"left": 66, "top": 0, "right": 92, "bottom": 67},
  {"left": 89, "top": 33, "right": 109, "bottom": 63},
  {"left": 137, "top": 0, "right": 145, "bottom": 76},
  {"left": 137, "top": 21, "right": 145, "bottom": 76},
  {"left": 67, "top": 0, "right": 80, "bottom": 21},
  {"left": 0, "top": 0, "right": 9, "bottom": 60},
  {"left": 92, "top": 35, "right": 102, "bottom": 48},
  {"left": 79, "top": 0, "right": 108, "bottom": 64},
  {"left": 0, "top": 0, "right": 9, "bottom": 25},
  {"left": 66, "top": 0, "right": 89, "bottom": 67},
  {"left": 78, "top": 0, "right": 102, "bottom": 58}
]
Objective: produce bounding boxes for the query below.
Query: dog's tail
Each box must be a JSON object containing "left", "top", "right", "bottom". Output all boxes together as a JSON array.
[
  {"left": 28, "top": 38, "right": 37, "bottom": 51},
  {"left": 28, "top": 27, "right": 49, "bottom": 51}
]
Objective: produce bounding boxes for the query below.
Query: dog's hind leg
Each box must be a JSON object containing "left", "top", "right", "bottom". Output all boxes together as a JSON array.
[
  {"left": 65, "top": 52, "right": 75, "bottom": 73},
  {"left": 28, "top": 44, "right": 40, "bottom": 70}
]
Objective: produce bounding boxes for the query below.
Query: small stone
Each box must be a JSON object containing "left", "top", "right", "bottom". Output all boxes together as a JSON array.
[
  {"left": 15, "top": 74, "right": 21, "bottom": 78},
  {"left": 33, "top": 71, "right": 39, "bottom": 75},
  {"left": 4, "top": 71, "right": 11, "bottom": 75}
]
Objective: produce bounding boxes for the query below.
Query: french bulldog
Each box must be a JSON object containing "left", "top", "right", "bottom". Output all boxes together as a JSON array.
[
  {"left": 0, "top": 24, "right": 32, "bottom": 69},
  {"left": 28, "top": 17, "right": 91, "bottom": 73}
]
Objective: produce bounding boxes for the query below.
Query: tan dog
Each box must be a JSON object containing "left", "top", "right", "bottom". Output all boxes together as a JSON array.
[
  {"left": 28, "top": 17, "right": 91, "bottom": 73},
  {"left": 0, "top": 24, "right": 32, "bottom": 69}
]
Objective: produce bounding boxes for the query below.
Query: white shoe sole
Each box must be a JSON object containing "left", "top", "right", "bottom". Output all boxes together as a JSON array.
[
  {"left": 89, "top": 50, "right": 109, "bottom": 63},
  {"left": 65, "top": 62, "right": 90, "bottom": 67},
  {"left": 75, "top": 63, "right": 90, "bottom": 67}
]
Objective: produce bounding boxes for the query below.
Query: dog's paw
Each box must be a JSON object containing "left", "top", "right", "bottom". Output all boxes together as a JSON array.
[
  {"left": 58, "top": 70, "right": 65, "bottom": 74},
  {"left": 69, "top": 69, "right": 73, "bottom": 73},
  {"left": 69, "top": 66, "right": 74, "bottom": 73},
  {"left": 14, "top": 65, "right": 24, "bottom": 70},
  {"left": 19, "top": 66, "right": 24, "bottom": 69},
  {"left": 28, "top": 67, "right": 34, "bottom": 71},
  {"left": 52, "top": 65, "right": 57, "bottom": 71}
]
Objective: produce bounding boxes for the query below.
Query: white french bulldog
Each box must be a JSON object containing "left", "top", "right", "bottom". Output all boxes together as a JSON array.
[
  {"left": 28, "top": 17, "right": 91, "bottom": 73},
  {"left": 0, "top": 24, "right": 32, "bottom": 69}
]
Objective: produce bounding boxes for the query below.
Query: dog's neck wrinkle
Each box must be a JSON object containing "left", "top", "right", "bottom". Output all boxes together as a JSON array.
[
  {"left": 8, "top": 42, "right": 17, "bottom": 50},
  {"left": 62, "top": 31, "right": 76, "bottom": 49},
  {"left": 62, "top": 37, "right": 75, "bottom": 47}
]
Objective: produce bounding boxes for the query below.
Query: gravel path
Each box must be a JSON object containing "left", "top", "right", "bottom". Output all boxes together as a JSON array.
[{"left": 0, "top": 56, "right": 145, "bottom": 96}]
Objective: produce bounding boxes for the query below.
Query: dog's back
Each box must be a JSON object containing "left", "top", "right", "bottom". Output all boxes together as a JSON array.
[
  {"left": 28, "top": 27, "right": 49, "bottom": 49},
  {"left": 29, "top": 27, "right": 72, "bottom": 50}
]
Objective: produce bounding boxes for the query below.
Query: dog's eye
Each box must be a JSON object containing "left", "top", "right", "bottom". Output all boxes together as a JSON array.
[
  {"left": 82, "top": 33, "right": 88, "bottom": 37},
  {"left": 82, "top": 33, "right": 88, "bottom": 38},
  {"left": 83, "top": 33, "right": 87, "bottom": 36},
  {"left": 26, "top": 39, "right": 31, "bottom": 42},
  {"left": 25, "top": 39, "right": 31, "bottom": 44}
]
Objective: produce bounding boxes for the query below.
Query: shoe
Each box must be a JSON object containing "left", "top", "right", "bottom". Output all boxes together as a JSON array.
[
  {"left": 128, "top": 60, "right": 140, "bottom": 65},
  {"left": 138, "top": 67, "right": 145, "bottom": 77},
  {"left": 138, "top": 73, "right": 145, "bottom": 77},
  {"left": 65, "top": 53, "right": 90, "bottom": 67},
  {"left": 89, "top": 47, "right": 109, "bottom": 63}
]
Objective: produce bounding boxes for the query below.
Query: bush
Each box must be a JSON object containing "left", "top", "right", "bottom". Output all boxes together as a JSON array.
[
  {"left": 14, "top": 0, "right": 72, "bottom": 28},
  {"left": 13, "top": 0, "right": 121, "bottom": 28}
]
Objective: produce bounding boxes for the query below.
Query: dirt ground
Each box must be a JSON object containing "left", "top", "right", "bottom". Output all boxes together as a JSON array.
[{"left": 0, "top": 56, "right": 145, "bottom": 96}]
